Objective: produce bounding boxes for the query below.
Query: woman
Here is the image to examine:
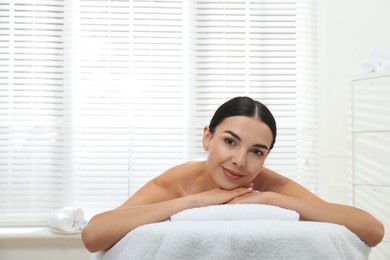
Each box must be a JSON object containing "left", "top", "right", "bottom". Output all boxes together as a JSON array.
[{"left": 82, "top": 96, "right": 384, "bottom": 253}]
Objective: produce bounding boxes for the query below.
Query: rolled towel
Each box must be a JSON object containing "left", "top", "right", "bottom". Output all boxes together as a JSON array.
[
  {"left": 48, "top": 212, "right": 75, "bottom": 232},
  {"left": 48, "top": 207, "right": 86, "bottom": 233},
  {"left": 361, "top": 61, "right": 375, "bottom": 73},
  {"left": 362, "top": 49, "right": 390, "bottom": 73},
  {"left": 75, "top": 219, "right": 88, "bottom": 230},
  {"left": 59, "top": 207, "right": 84, "bottom": 222},
  {"left": 374, "top": 59, "right": 390, "bottom": 72},
  {"left": 170, "top": 204, "right": 299, "bottom": 222}
]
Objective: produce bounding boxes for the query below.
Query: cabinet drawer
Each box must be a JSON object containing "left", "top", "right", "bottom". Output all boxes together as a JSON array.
[
  {"left": 354, "top": 185, "right": 390, "bottom": 241},
  {"left": 352, "top": 77, "right": 390, "bottom": 131},
  {"left": 353, "top": 132, "right": 390, "bottom": 184}
]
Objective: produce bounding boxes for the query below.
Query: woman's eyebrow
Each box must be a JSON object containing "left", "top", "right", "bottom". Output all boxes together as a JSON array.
[
  {"left": 253, "top": 143, "right": 269, "bottom": 150},
  {"left": 223, "top": 130, "right": 269, "bottom": 150},
  {"left": 224, "top": 130, "right": 241, "bottom": 141}
]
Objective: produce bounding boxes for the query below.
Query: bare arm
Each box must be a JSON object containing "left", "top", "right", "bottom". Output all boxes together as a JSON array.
[
  {"left": 81, "top": 181, "right": 253, "bottom": 253},
  {"left": 266, "top": 192, "right": 385, "bottom": 247},
  {"left": 82, "top": 194, "right": 195, "bottom": 253},
  {"left": 229, "top": 176, "right": 384, "bottom": 247}
]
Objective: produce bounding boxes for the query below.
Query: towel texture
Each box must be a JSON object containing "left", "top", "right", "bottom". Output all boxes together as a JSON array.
[
  {"left": 361, "top": 49, "right": 390, "bottom": 72},
  {"left": 48, "top": 212, "right": 74, "bottom": 231},
  {"left": 48, "top": 207, "right": 87, "bottom": 233},
  {"left": 170, "top": 204, "right": 299, "bottom": 221},
  {"left": 91, "top": 205, "right": 370, "bottom": 260}
]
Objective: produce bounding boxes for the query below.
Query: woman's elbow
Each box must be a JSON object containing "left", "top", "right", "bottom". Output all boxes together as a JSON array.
[
  {"left": 81, "top": 226, "right": 100, "bottom": 253},
  {"left": 81, "top": 219, "right": 111, "bottom": 253},
  {"left": 366, "top": 221, "right": 385, "bottom": 247}
]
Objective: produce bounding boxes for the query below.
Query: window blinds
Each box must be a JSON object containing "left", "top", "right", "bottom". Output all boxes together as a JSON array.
[
  {"left": 64, "top": 0, "right": 133, "bottom": 216},
  {"left": 184, "top": 0, "right": 318, "bottom": 188},
  {"left": 0, "top": 0, "right": 317, "bottom": 226},
  {"left": 0, "top": 0, "right": 67, "bottom": 225},
  {"left": 127, "top": 0, "right": 191, "bottom": 194}
]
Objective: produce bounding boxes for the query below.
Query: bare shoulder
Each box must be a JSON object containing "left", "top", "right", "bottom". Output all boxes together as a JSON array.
[
  {"left": 254, "top": 167, "right": 289, "bottom": 191},
  {"left": 254, "top": 167, "right": 321, "bottom": 200},
  {"left": 118, "top": 160, "right": 204, "bottom": 208},
  {"left": 153, "top": 161, "right": 201, "bottom": 188}
]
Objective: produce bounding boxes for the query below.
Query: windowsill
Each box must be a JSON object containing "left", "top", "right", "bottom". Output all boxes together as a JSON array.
[{"left": 0, "top": 227, "right": 82, "bottom": 239}]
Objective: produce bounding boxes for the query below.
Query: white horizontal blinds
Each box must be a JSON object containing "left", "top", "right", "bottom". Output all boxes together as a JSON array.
[
  {"left": 192, "top": 0, "right": 318, "bottom": 189},
  {"left": 128, "top": 0, "right": 188, "bottom": 194},
  {"left": 0, "top": 0, "right": 317, "bottom": 227},
  {"left": 294, "top": 1, "right": 318, "bottom": 190},
  {"left": 188, "top": 0, "right": 252, "bottom": 159},
  {"left": 246, "top": 1, "right": 298, "bottom": 177},
  {"left": 0, "top": 0, "right": 66, "bottom": 224},
  {"left": 66, "top": 0, "right": 132, "bottom": 214}
]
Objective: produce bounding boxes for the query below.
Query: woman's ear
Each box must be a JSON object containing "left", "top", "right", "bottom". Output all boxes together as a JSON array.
[{"left": 202, "top": 125, "right": 211, "bottom": 151}]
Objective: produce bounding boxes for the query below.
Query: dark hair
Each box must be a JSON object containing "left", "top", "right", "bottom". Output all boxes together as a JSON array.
[{"left": 209, "top": 96, "right": 277, "bottom": 150}]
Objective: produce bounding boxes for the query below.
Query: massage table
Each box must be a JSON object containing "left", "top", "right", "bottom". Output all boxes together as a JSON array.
[{"left": 91, "top": 204, "right": 370, "bottom": 260}]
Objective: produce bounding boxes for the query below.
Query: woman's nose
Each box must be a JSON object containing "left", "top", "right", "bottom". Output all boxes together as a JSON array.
[{"left": 232, "top": 149, "right": 246, "bottom": 167}]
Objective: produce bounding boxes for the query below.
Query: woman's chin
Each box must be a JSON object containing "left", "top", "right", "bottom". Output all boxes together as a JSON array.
[{"left": 218, "top": 182, "right": 243, "bottom": 191}]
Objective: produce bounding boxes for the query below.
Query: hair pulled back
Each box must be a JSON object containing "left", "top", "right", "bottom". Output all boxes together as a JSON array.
[{"left": 208, "top": 96, "right": 277, "bottom": 150}]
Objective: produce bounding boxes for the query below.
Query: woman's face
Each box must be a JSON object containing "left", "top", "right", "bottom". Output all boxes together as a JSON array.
[{"left": 203, "top": 116, "right": 273, "bottom": 190}]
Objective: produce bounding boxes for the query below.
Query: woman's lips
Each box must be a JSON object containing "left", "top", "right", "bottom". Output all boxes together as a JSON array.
[{"left": 222, "top": 167, "right": 244, "bottom": 181}]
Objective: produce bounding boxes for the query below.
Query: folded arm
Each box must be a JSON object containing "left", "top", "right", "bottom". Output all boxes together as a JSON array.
[
  {"left": 81, "top": 182, "right": 253, "bottom": 253},
  {"left": 228, "top": 181, "right": 384, "bottom": 247}
]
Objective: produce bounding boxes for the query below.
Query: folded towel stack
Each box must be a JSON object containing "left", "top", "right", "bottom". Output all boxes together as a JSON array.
[
  {"left": 361, "top": 49, "right": 390, "bottom": 73},
  {"left": 48, "top": 207, "right": 87, "bottom": 233}
]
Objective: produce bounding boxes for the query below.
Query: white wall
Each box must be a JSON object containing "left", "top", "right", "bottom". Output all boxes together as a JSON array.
[
  {"left": 2, "top": 1, "right": 390, "bottom": 259},
  {"left": 317, "top": 0, "right": 390, "bottom": 203}
]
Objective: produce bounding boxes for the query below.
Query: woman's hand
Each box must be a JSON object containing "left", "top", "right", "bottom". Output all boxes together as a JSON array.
[
  {"left": 189, "top": 187, "right": 254, "bottom": 207},
  {"left": 226, "top": 190, "right": 269, "bottom": 204}
]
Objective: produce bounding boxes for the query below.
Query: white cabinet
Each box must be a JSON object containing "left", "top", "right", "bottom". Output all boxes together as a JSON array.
[{"left": 349, "top": 72, "right": 390, "bottom": 260}]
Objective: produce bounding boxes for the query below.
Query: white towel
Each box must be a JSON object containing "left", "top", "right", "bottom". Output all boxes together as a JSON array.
[
  {"left": 60, "top": 207, "right": 84, "bottom": 222},
  {"left": 361, "top": 59, "right": 390, "bottom": 73},
  {"left": 91, "top": 205, "right": 370, "bottom": 260},
  {"left": 93, "top": 220, "right": 370, "bottom": 260},
  {"left": 361, "top": 49, "right": 390, "bottom": 73},
  {"left": 48, "top": 207, "right": 86, "bottom": 233},
  {"left": 48, "top": 212, "right": 74, "bottom": 232},
  {"left": 170, "top": 204, "right": 299, "bottom": 221}
]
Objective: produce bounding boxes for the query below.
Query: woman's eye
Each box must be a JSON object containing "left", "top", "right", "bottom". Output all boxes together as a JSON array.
[
  {"left": 251, "top": 149, "right": 263, "bottom": 157},
  {"left": 224, "top": 138, "right": 236, "bottom": 146}
]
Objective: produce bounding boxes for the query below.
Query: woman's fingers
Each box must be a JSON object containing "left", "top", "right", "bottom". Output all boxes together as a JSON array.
[
  {"left": 233, "top": 186, "right": 253, "bottom": 197},
  {"left": 191, "top": 187, "right": 253, "bottom": 207},
  {"left": 244, "top": 183, "right": 254, "bottom": 189}
]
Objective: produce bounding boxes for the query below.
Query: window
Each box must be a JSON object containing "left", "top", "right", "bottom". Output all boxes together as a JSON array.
[{"left": 0, "top": 0, "right": 317, "bottom": 226}]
